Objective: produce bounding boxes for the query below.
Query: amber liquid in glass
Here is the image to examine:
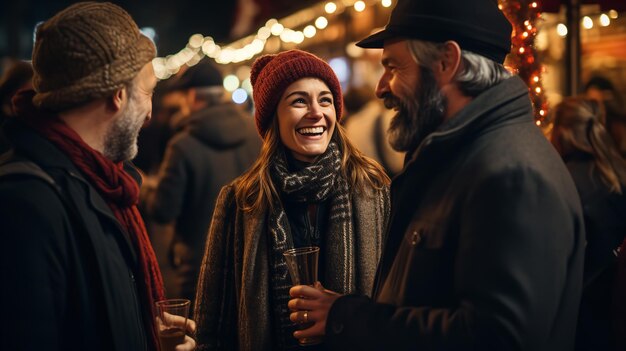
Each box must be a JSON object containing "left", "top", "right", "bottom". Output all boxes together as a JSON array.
[{"left": 158, "top": 327, "right": 185, "bottom": 351}]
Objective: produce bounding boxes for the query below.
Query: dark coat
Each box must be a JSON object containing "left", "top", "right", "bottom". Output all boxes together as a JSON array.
[
  {"left": 146, "top": 102, "right": 260, "bottom": 299},
  {"left": 194, "top": 183, "right": 389, "bottom": 351},
  {"left": 565, "top": 154, "right": 626, "bottom": 350},
  {"left": 0, "top": 120, "right": 149, "bottom": 350},
  {"left": 325, "top": 76, "right": 585, "bottom": 351}
]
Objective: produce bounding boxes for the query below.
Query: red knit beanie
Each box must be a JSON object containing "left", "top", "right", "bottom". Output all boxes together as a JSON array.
[{"left": 250, "top": 49, "right": 343, "bottom": 138}]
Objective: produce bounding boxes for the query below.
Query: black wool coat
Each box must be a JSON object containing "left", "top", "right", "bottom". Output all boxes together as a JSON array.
[
  {"left": 0, "top": 120, "right": 150, "bottom": 351},
  {"left": 325, "top": 76, "right": 585, "bottom": 351}
]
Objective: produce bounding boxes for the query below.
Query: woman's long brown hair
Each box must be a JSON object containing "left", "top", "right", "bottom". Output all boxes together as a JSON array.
[{"left": 551, "top": 97, "right": 626, "bottom": 193}]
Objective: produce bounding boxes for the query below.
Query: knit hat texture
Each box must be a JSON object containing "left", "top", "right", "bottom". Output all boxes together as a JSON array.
[
  {"left": 250, "top": 50, "right": 343, "bottom": 138},
  {"left": 31, "top": 2, "right": 156, "bottom": 110}
]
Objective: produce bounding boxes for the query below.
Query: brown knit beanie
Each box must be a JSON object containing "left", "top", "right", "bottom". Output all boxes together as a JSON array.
[
  {"left": 250, "top": 49, "right": 343, "bottom": 138},
  {"left": 31, "top": 2, "right": 156, "bottom": 111}
]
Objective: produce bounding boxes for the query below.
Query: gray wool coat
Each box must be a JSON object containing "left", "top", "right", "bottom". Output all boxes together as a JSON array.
[{"left": 193, "top": 182, "right": 390, "bottom": 350}]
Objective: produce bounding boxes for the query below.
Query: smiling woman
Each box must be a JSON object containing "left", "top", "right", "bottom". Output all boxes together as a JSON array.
[
  {"left": 193, "top": 49, "right": 391, "bottom": 351},
  {"left": 277, "top": 78, "right": 336, "bottom": 162}
]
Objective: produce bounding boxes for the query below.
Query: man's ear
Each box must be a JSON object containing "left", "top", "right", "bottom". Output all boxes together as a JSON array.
[
  {"left": 434, "top": 41, "right": 462, "bottom": 86},
  {"left": 107, "top": 87, "right": 127, "bottom": 112}
]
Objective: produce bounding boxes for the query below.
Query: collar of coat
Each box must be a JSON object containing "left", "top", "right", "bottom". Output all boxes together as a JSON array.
[{"left": 406, "top": 75, "right": 533, "bottom": 167}]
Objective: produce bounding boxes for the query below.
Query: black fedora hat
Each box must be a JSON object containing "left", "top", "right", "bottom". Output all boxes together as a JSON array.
[{"left": 356, "top": 0, "right": 512, "bottom": 64}]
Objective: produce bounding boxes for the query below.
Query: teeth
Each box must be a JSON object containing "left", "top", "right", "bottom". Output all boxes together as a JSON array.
[{"left": 298, "top": 127, "right": 325, "bottom": 135}]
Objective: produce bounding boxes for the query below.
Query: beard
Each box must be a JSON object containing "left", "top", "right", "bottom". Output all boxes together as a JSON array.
[
  {"left": 385, "top": 67, "right": 446, "bottom": 153},
  {"left": 103, "top": 93, "right": 146, "bottom": 163}
]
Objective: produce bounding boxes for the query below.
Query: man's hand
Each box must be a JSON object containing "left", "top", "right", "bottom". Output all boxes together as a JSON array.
[
  {"left": 177, "top": 317, "right": 196, "bottom": 351},
  {"left": 288, "top": 282, "right": 342, "bottom": 340},
  {"left": 157, "top": 313, "right": 197, "bottom": 351}
]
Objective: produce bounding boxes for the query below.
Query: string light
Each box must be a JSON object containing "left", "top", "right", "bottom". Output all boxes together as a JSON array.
[
  {"left": 582, "top": 16, "right": 593, "bottom": 29},
  {"left": 188, "top": 33, "right": 204, "bottom": 48},
  {"left": 599, "top": 14, "right": 610, "bottom": 27},
  {"left": 303, "top": 25, "right": 317, "bottom": 38},
  {"left": 354, "top": 1, "right": 366, "bottom": 12},
  {"left": 498, "top": 0, "right": 548, "bottom": 125},
  {"left": 325, "top": 2, "right": 337, "bottom": 14},
  {"left": 556, "top": 23, "right": 568, "bottom": 37},
  {"left": 152, "top": 0, "right": 396, "bottom": 78},
  {"left": 315, "top": 16, "right": 329, "bottom": 29}
]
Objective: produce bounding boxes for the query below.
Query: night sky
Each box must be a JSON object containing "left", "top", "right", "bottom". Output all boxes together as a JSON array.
[{"left": 1, "top": 0, "right": 319, "bottom": 59}]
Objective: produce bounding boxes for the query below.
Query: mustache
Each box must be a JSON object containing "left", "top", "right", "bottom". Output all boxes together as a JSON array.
[{"left": 381, "top": 92, "right": 403, "bottom": 110}]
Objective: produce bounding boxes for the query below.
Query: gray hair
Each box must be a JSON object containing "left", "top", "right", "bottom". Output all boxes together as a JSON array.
[{"left": 406, "top": 40, "right": 511, "bottom": 97}]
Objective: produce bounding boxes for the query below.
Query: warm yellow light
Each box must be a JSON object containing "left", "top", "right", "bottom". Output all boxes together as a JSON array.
[
  {"left": 531, "top": 2, "right": 538, "bottom": 8},
  {"left": 271, "top": 23, "right": 284, "bottom": 36},
  {"left": 293, "top": 31, "right": 305, "bottom": 44},
  {"left": 354, "top": 1, "right": 366, "bottom": 12},
  {"left": 346, "top": 42, "right": 364, "bottom": 57},
  {"left": 522, "top": 31, "right": 529, "bottom": 38},
  {"left": 315, "top": 16, "right": 328, "bottom": 29},
  {"left": 609, "top": 10, "right": 618, "bottom": 19},
  {"left": 519, "top": 47, "right": 525, "bottom": 54},
  {"left": 381, "top": 0, "right": 392, "bottom": 8},
  {"left": 280, "top": 29, "right": 294, "bottom": 43},
  {"left": 539, "top": 110, "right": 546, "bottom": 116},
  {"left": 582, "top": 16, "right": 593, "bottom": 29},
  {"left": 223, "top": 75, "right": 240, "bottom": 92},
  {"left": 303, "top": 25, "right": 317, "bottom": 38},
  {"left": 535, "top": 87, "right": 542, "bottom": 93},
  {"left": 600, "top": 14, "right": 610, "bottom": 27},
  {"left": 556, "top": 23, "right": 568, "bottom": 37},
  {"left": 533, "top": 76, "right": 540, "bottom": 83},
  {"left": 188, "top": 33, "right": 204, "bottom": 48},
  {"left": 536, "top": 120, "right": 542, "bottom": 126},
  {"left": 202, "top": 40, "right": 217, "bottom": 55},
  {"left": 258, "top": 27, "right": 271, "bottom": 40},
  {"left": 325, "top": 2, "right": 337, "bottom": 14}
]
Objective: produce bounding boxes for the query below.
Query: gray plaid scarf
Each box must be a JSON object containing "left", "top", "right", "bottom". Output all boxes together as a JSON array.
[{"left": 268, "top": 141, "right": 354, "bottom": 350}]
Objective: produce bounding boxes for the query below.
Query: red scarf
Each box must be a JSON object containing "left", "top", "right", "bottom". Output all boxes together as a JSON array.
[{"left": 14, "top": 90, "right": 165, "bottom": 350}]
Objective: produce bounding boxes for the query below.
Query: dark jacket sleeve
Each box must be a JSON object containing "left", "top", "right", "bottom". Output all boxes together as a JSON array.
[
  {"left": 193, "top": 185, "right": 238, "bottom": 350},
  {"left": 147, "top": 141, "right": 187, "bottom": 223},
  {"left": 326, "top": 169, "right": 583, "bottom": 350},
  {"left": 0, "top": 179, "right": 71, "bottom": 350}
]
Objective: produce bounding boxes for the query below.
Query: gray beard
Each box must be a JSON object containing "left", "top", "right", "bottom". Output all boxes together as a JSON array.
[
  {"left": 103, "top": 95, "right": 145, "bottom": 162},
  {"left": 386, "top": 67, "right": 446, "bottom": 153}
]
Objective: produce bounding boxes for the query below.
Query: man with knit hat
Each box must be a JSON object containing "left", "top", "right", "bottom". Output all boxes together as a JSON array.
[
  {"left": 288, "top": 0, "right": 585, "bottom": 350},
  {"left": 0, "top": 2, "right": 195, "bottom": 350}
]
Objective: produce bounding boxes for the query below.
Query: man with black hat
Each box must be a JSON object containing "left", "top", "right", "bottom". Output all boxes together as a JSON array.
[
  {"left": 287, "top": 0, "right": 585, "bottom": 350},
  {"left": 144, "top": 58, "right": 261, "bottom": 305},
  {"left": 0, "top": 2, "right": 195, "bottom": 350}
]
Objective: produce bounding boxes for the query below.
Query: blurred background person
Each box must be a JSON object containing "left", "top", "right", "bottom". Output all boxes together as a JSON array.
[
  {"left": 133, "top": 87, "right": 176, "bottom": 176},
  {"left": 584, "top": 76, "right": 626, "bottom": 158},
  {"left": 0, "top": 59, "right": 33, "bottom": 153},
  {"left": 143, "top": 58, "right": 261, "bottom": 305},
  {"left": 551, "top": 97, "right": 626, "bottom": 351},
  {"left": 343, "top": 85, "right": 404, "bottom": 177},
  {"left": 194, "top": 49, "right": 390, "bottom": 350}
]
